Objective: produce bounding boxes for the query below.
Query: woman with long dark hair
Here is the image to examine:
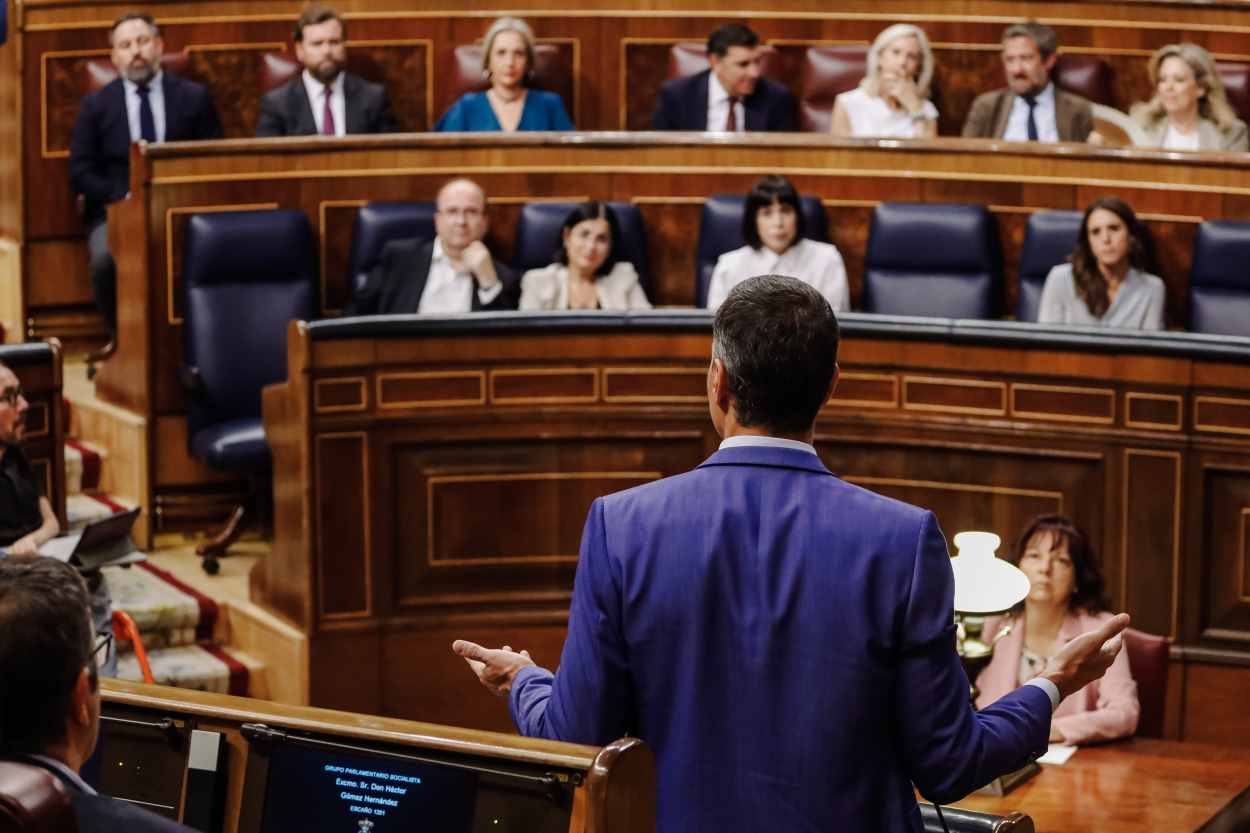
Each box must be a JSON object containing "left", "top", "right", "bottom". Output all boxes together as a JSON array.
[
  {"left": 976, "top": 515, "right": 1139, "bottom": 744},
  {"left": 519, "top": 202, "right": 650, "bottom": 310},
  {"left": 1037, "top": 196, "right": 1165, "bottom": 329}
]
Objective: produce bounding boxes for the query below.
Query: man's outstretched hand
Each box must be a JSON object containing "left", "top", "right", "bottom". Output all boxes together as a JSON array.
[
  {"left": 452, "top": 640, "right": 536, "bottom": 697},
  {"left": 1040, "top": 612, "right": 1130, "bottom": 700}
]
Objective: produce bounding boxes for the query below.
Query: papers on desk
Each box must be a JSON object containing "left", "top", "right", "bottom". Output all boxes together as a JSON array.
[{"left": 1037, "top": 744, "right": 1078, "bottom": 765}]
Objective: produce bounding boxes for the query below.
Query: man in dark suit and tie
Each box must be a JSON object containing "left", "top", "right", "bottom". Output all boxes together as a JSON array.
[
  {"left": 0, "top": 557, "right": 195, "bottom": 833},
  {"left": 651, "top": 23, "right": 796, "bottom": 132},
  {"left": 255, "top": 5, "right": 398, "bottom": 138},
  {"left": 69, "top": 12, "right": 222, "bottom": 355},
  {"left": 454, "top": 275, "right": 1130, "bottom": 832},
  {"left": 344, "top": 178, "right": 519, "bottom": 316}
]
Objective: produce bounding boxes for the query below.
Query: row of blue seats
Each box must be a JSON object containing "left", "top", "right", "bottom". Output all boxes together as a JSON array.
[{"left": 347, "top": 199, "right": 1250, "bottom": 335}]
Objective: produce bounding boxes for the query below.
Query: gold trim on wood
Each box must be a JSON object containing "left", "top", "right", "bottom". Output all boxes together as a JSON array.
[
  {"left": 845, "top": 476, "right": 1064, "bottom": 508},
  {"left": 1010, "top": 382, "right": 1116, "bottom": 425},
  {"left": 487, "top": 195, "right": 592, "bottom": 205},
  {"left": 827, "top": 371, "right": 899, "bottom": 409},
  {"left": 41, "top": 48, "right": 109, "bottom": 159},
  {"left": 376, "top": 371, "right": 486, "bottom": 410},
  {"left": 902, "top": 375, "right": 1007, "bottom": 416},
  {"left": 315, "top": 431, "right": 372, "bottom": 621},
  {"left": 1239, "top": 508, "right": 1250, "bottom": 605},
  {"left": 1121, "top": 448, "right": 1182, "bottom": 639},
  {"left": 489, "top": 368, "right": 600, "bottom": 405},
  {"left": 165, "top": 204, "right": 280, "bottom": 326},
  {"left": 425, "top": 471, "right": 662, "bottom": 567},
  {"left": 183, "top": 42, "right": 284, "bottom": 53},
  {"left": 601, "top": 367, "right": 705, "bottom": 403},
  {"left": 313, "top": 377, "right": 368, "bottom": 413},
  {"left": 22, "top": 402, "right": 50, "bottom": 438},
  {"left": 1125, "top": 392, "right": 1184, "bottom": 431},
  {"left": 1194, "top": 395, "right": 1250, "bottom": 436},
  {"left": 317, "top": 199, "right": 367, "bottom": 316}
]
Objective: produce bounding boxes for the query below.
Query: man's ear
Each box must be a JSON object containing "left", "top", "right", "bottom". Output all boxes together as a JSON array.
[
  {"left": 825, "top": 363, "right": 840, "bottom": 406},
  {"left": 71, "top": 668, "right": 93, "bottom": 730},
  {"left": 708, "top": 357, "right": 731, "bottom": 411},
  {"left": 1042, "top": 51, "right": 1058, "bottom": 73}
]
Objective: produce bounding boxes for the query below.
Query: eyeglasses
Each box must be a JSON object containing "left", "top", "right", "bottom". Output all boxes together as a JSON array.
[
  {"left": 0, "top": 386, "right": 23, "bottom": 407},
  {"left": 90, "top": 627, "right": 114, "bottom": 668}
]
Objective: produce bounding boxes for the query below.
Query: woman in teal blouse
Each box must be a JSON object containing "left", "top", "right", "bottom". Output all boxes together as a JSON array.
[{"left": 434, "top": 17, "right": 574, "bottom": 132}]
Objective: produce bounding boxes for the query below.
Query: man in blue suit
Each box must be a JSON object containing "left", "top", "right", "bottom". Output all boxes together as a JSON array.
[
  {"left": 651, "top": 23, "right": 797, "bottom": 132},
  {"left": 69, "top": 12, "right": 222, "bottom": 352},
  {"left": 455, "top": 275, "right": 1129, "bottom": 832}
]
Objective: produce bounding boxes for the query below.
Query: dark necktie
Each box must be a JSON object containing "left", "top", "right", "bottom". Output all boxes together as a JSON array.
[
  {"left": 322, "top": 86, "right": 336, "bottom": 136},
  {"left": 1023, "top": 94, "right": 1039, "bottom": 142},
  {"left": 725, "top": 97, "right": 739, "bottom": 132},
  {"left": 137, "top": 84, "right": 157, "bottom": 143}
]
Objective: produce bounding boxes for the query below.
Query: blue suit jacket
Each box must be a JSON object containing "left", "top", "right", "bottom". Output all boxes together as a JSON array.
[
  {"left": 69, "top": 73, "right": 222, "bottom": 226},
  {"left": 511, "top": 445, "right": 1051, "bottom": 833},
  {"left": 651, "top": 70, "right": 796, "bottom": 131}
]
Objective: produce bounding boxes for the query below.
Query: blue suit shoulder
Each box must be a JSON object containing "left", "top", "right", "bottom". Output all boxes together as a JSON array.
[{"left": 72, "top": 791, "right": 197, "bottom": 833}]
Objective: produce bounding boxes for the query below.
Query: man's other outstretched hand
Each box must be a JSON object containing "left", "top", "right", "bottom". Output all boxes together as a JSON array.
[
  {"left": 1040, "top": 612, "right": 1131, "bottom": 701},
  {"left": 452, "top": 640, "right": 536, "bottom": 697}
]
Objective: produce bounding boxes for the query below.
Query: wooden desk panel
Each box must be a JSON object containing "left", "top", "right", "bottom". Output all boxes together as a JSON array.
[
  {"left": 255, "top": 315, "right": 1250, "bottom": 737},
  {"left": 955, "top": 739, "right": 1250, "bottom": 832}
]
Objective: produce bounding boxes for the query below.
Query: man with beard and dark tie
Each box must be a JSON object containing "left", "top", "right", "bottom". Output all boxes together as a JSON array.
[
  {"left": 255, "top": 4, "right": 399, "bottom": 137},
  {"left": 69, "top": 12, "right": 222, "bottom": 361}
]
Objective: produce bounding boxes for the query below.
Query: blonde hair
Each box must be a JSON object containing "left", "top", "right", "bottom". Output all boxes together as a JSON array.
[
  {"left": 1132, "top": 43, "right": 1240, "bottom": 133},
  {"left": 861, "top": 24, "right": 935, "bottom": 101},
  {"left": 481, "top": 16, "right": 536, "bottom": 81}
]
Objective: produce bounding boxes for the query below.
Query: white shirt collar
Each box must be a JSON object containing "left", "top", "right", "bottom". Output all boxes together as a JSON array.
[
  {"left": 430, "top": 237, "right": 472, "bottom": 273},
  {"left": 1023, "top": 81, "right": 1055, "bottom": 106},
  {"left": 29, "top": 755, "right": 96, "bottom": 796},
  {"left": 718, "top": 434, "right": 817, "bottom": 455},
  {"left": 302, "top": 68, "right": 344, "bottom": 97},
  {"left": 708, "top": 70, "right": 732, "bottom": 105}
]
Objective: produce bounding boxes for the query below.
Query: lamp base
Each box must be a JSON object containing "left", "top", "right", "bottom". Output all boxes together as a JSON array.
[{"left": 974, "top": 761, "right": 1041, "bottom": 796}]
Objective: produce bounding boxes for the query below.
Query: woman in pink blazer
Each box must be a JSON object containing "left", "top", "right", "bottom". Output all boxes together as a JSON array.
[{"left": 976, "top": 515, "right": 1139, "bottom": 744}]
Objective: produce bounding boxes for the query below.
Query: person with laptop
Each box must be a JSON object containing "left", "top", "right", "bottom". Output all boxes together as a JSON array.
[{"left": 0, "top": 361, "right": 117, "bottom": 676}]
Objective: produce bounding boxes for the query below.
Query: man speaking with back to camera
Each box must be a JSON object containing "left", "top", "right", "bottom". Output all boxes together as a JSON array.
[{"left": 454, "top": 274, "right": 1129, "bottom": 832}]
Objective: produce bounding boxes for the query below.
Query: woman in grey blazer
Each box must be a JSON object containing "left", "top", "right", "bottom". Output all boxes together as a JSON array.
[
  {"left": 1130, "top": 43, "right": 1248, "bottom": 151},
  {"left": 519, "top": 202, "right": 651, "bottom": 311}
]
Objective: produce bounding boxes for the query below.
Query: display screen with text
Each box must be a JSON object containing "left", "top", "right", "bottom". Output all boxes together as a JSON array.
[{"left": 259, "top": 741, "right": 477, "bottom": 833}]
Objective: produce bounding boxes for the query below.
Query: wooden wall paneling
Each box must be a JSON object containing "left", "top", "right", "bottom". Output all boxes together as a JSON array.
[
  {"left": 1178, "top": 661, "right": 1250, "bottom": 745},
  {"left": 308, "top": 624, "right": 382, "bottom": 715},
  {"left": 24, "top": 239, "right": 91, "bottom": 307},
  {"left": 632, "top": 197, "right": 704, "bottom": 308},
  {"left": 1197, "top": 465, "right": 1250, "bottom": 644},
  {"left": 319, "top": 200, "right": 363, "bottom": 316},
  {"left": 0, "top": 0, "right": 21, "bottom": 241},
  {"left": 1122, "top": 448, "right": 1182, "bottom": 638},
  {"left": 316, "top": 432, "right": 372, "bottom": 619}
]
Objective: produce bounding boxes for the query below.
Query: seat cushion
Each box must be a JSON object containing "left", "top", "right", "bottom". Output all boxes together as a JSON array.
[
  {"left": 190, "top": 418, "right": 270, "bottom": 472},
  {"left": 347, "top": 202, "right": 436, "bottom": 294}
]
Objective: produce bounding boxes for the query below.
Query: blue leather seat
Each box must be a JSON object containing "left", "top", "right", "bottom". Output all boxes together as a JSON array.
[
  {"left": 1018, "top": 210, "right": 1082, "bottom": 322},
  {"left": 182, "top": 209, "right": 316, "bottom": 568},
  {"left": 695, "top": 195, "right": 829, "bottom": 307},
  {"left": 862, "top": 202, "right": 1001, "bottom": 319},
  {"left": 1190, "top": 219, "right": 1250, "bottom": 336},
  {"left": 346, "top": 201, "right": 436, "bottom": 295},
  {"left": 512, "top": 202, "right": 651, "bottom": 296}
]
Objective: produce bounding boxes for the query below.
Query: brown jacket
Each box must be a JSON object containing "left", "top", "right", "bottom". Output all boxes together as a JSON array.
[{"left": 961, "top": 86, "right": 1094, "bottom": 142}]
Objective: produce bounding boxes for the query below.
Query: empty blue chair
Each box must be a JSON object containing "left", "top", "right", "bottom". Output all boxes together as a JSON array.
[
  {"left": 512, "top": 202, "right": 651, "bottom": 296},
  {"left": 1018, "top": 210, "right": 1082, "bottom": 322},
  {"left": 181, "top": 209, "right": 316, "bottom": 571},
  {"left": 1190, "top": 219, "right": 1250, "bottom": 336},
  {"left": 862, "top": 202, "right": 1001, "bottom": 319},
  {"left": 346, "top": 201, "right": 436, "bottom": 295},
  {"left": 695, "top": 194, "right": 829, "bottom": 307}
]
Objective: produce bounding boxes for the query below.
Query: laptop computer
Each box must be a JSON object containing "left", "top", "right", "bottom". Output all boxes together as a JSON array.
[{"left": 36, "top": 507, "right": 144, "bottom": 570}]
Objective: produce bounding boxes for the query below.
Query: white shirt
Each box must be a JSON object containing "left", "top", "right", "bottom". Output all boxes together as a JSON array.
[
  {"left": 707, "top": 238, "right": 849, "bottom": 312},
  {"left": 302, "top": 69, "right": 346, "bottom": 137},
  {"left": 836, "top": 86, "right": 938, "bottom": 138},
  {"left": 416, "top": 238, "right": 503, "bottom": 313},
  {"left": 1162, "top": 124, "right": 1202, "bottom": 151},
  {"left": 718, "top": 434, "right": 817, "bottom": 455},
  {"left": 706, "top": 71, "right": 745, "bottom": 133},
  {"left": 122, "top": 69, "right": 166, "bottom": 142},
  {"left": 1003, "top": 82, "right": 1059, "bottom": 143}
]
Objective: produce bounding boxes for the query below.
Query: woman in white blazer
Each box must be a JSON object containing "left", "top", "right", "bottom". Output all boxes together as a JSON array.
[{"left": 519, "top": 202, "right": 652, "bottom": 311}]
